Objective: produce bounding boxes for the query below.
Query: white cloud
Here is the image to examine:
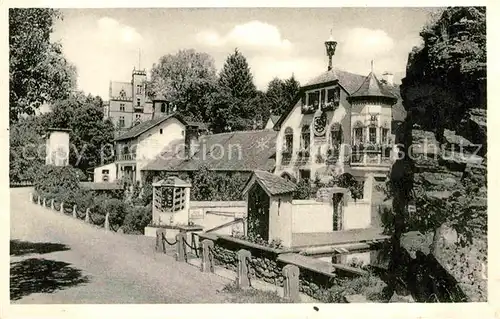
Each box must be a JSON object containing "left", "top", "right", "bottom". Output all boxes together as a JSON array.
[
  {"left": 196, "top": 20, "right": 292, "bottom": 53},
  {"left": 339, "top": 27, "right": 395, "bottom": 59},
  {"left": 97, "top": 17, "right": 143, "bottom": 45}
]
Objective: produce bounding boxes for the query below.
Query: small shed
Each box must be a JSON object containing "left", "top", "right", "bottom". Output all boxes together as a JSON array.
[
  {"left": 242, "top": 170, "right": 297, "bottom": 247},
  {"left": 152, "top": 177, "right": 191, "bottom": 226}
]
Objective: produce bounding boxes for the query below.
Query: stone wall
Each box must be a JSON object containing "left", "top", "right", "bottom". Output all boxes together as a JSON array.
[{"left": 208, "top": 236, "right": 344, "bottom": 300}]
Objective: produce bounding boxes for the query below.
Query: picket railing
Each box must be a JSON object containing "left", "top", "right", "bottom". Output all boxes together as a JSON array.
[{"left": 29, "top": 192, "right": 113, "bottom": 232}]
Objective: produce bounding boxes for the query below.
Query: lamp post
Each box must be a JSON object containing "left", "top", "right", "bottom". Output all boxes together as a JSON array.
[{"left": 325, "top": 31, "right": 337, "bottom": 71}]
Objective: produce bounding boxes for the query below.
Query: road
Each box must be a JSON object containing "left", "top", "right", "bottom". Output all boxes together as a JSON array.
[{"left": 10, "top": 187, "right": 232, "bottom": 304}]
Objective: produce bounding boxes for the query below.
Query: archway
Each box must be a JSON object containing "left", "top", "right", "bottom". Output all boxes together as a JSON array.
[{"left": 247, "top": 183, "right": 270, "bottom": 241}]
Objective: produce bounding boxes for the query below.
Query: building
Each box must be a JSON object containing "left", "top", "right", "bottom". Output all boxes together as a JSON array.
[
  {"left": 94, "top": 109, "right": 208, "bottom": 183},
  {"left": 104, "top": 68, "right": 157, "bottom": 131},
  {"left": 44, "top": 128, "right": 70, "bottom": 166}
]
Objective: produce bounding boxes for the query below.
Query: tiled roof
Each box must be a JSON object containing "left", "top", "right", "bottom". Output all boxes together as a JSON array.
[
  {"left": 251, "top": 170, "right": 297, "bottom": 196},
  {"left": 114, "top": 113, "right": 187, "bottom": 141},
  {"left": 187, "top": 121, "right": 209, "bottom": 131},
  {"left": 80, "top": 182, "right": 123, "bottom": 190},
  {"left": 349, "top": 72, "right": 397, "bottom": 100},
  {"left": 304, "top": 68, "right": 367, "bottom": 94},
  {"left": 142, "top": 129, "right": 278, "bottom": 172}
]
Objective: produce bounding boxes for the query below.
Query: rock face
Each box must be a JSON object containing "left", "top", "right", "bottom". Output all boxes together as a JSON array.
[{"left": 409, "top": 127, "right": 487, "bottom": 302}]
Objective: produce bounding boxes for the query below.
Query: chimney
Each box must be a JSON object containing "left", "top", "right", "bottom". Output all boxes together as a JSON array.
[
  {"left": 382, "top": 71, "right": 394, "bottom": 86},
  {"left": 184, "top": 125, "right": 200, "bottom": 159}
]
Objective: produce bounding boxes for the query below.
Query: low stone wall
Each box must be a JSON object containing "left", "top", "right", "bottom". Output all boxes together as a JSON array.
[{"left": 201, "top": 234, "right": 356, "bottom": 300}]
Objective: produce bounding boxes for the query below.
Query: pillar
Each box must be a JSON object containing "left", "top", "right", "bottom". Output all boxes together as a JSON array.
[
  {"left": 175, "top": 232, "right": 187, "bottom": 262},
  {"left": 237, "top": 249, "right": 252, "bottom": 289},
  {"left": 72, "top": 205, "right": 77, "bottom": 218},
  {"left": 201, "top": 239, "right": 215, "bottom": 273},
  {"left": 363, "top": 173, "right": 375, "bottom": 202},
  {"left": 104, "top": 213, "right": 110, "bottom": 231},
  {"left": 283, "top": 264, "right": 300, "bottom": 302},
  {"left": 155, "top": 228, "right": 166, "bottom": 253},
  {"left": 37, "top": 196, "right": 41, "bottom": 205},
  {"left": 29, "top": 192, "right": 33, "bottom": 202},
  {"left": 85, "top": 208, "right": 90, "bottom": 223},
  {"left": 51, "top": 199, "right": 54, "bottom": 210},
  {"left": 43, "top": 198, "right": 46, "bottom": 207},
  {"left": 60, "top": 202, "right": 64, "bottom": 214}
]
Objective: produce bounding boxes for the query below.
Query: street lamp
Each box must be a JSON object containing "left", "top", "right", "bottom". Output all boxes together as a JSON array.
[{"left": 325, "top": 31, "right": 337, "bottom": 71}]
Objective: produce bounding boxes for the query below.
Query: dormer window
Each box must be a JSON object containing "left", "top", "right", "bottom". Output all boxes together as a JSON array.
[{"left": 326, "top": 86, "right": 340, "bottom": 109}]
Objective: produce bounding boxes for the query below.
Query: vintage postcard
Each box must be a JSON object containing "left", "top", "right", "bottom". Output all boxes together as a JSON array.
[{"left": 3, "top": 2, "right": 496, "bottom": 319}]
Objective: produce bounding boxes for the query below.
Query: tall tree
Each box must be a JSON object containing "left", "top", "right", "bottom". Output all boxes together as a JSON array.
[
  {"left": 147, "top": 49, "right": 217, "bottom": 122},
  {"left": 207, "top": 49, "right": 258, "bottom": 133},
  {"left": 266, "top": 74, "right": 300, "bottom": 117},
  {"left": 9, "top": 8, "right": 76, "bottom": 123},
  {"left": 41, "top": 92, "right": 115, "bottom": 175}
]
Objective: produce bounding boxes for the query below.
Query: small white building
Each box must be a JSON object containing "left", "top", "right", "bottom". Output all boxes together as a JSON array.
[
  {"left": 45, "top": 128, "right": 70, "bottom": 166},
  {"left": 93, "top": 162, "right": 117, "bottom": 183}
]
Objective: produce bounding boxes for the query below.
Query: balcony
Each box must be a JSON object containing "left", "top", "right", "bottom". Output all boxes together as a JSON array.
[
  {"left": 116, "top": 153, "right": 136, "bottom": 161},
  {"left": 295, "top": 149, "right": 310, "bottom": 166},
  {"left": 301, "top": 104, "right": 317, "bottom": 115},
  {"left": 350, "top": 144, "right": 392, "bottom": 167},
  {"left": 281, "top": 150, "right": 292, "bottom": 166}
]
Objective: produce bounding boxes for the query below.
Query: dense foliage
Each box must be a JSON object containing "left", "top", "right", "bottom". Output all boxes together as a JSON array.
[
  {"left": 266, "top": 75, "right": 300, "bottom": 117},
  {"left": 9, "top": 8, "right": 76, "bottom": 123},
  {"left": 147, "top": 49, "right": 218, "bottom": 122}
]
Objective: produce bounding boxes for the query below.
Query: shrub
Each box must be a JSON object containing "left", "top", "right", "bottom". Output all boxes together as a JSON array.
[
  {"left": 33, "top": 165, "right": 86, "bottom": 203},
  {"left": 122, "top": 204, "right": 152, "bottom": 234},
  {"left": 99, "top": 198, "right": 128, "bottom": 227},
  {"left": 322, "top": 274, "right": 388, "bottom": 303},
  {"left": 293, "top": 179, "right": 313, "bottom": 199}
]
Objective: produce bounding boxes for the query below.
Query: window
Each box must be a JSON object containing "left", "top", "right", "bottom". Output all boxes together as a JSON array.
[
  {"left": 135, "top": 114, "right": 141, "bottom": 120},
  {"left": 330, "top": 123, "right": 342, "bottom": 146},
  {"left": 301, "top": 125, "right": 311, "bottom": 150},
  {"left": 382, "top": 128, "right": 389, "bottom": 144},
  {"left": 181, "top": 130, "right": 184, "bottom": 136},
  {"left": 284, "top": 127, "right": 293, "bottom": 153},
  {"left": 327, "top": 87, "right": 340, "bottom": 106},
  {"left": 119, "top": 103, "right": 125, "bottom": 112},
  {"left": 299, "top": 169, "right": 311, "bottom": 181},
  {"left": 119, "top": 116, "right": 125, "bottom": 128},
  {"left": 137, "top": 97, "right": 141, "bottom": 107},
  {"left": 160, "top": 128, "right": 163, "bottom": 134},
  {"left": 354, "top": 127, "right": 363, "bottom": 144},
  {"left": 102, "top": 169, "right": 109, "bottom": 174},
  {"left": 160, "top": 103, "right": 166, "bottom": 113},
  {"left": 307, "top": 91, "right": 320, "bottom": 107},
  {"left": 137, "top": 85, "right": 142, "bottom": 94},
  {"left": 369, "top": 127, "right": 377, "bottom": 144}
]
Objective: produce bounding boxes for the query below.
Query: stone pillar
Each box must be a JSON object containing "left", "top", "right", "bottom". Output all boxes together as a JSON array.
[
  {"left": 60, "top": 202, "right": 64, "bottom": 214},
  {"left": 201, "top": 239, "right": 215, "bottom": 273},
  {"left": 104, "top": 213, "right": 110, "bottom": 231},
  {"left": 155, "top": 228, "right": 166, "bottom": 253},
  {"left": 72, "top": 205, "right": 77, "bottom": 218},
  {"left": 43, "top": 198, "right": 46, "bottom": 207},
  {"left": 29, "top": 192, "right": 33, "bottom": 203},
  {"left": 363, "top": 173, "right": 375, "bottom": 202},
  {"left": 51, "top": 199, "right": 55, "bottom": 210},
  {"left": 283, "top": 264, "right": 300, "bottom": 302},
  {"left": 85, "top": 208, "right": 90, "bottom": 223},
  {"left": 237, "top": 249, "right": 252, "bottom": 289},
  {"left": 37, "top": 196, "right": 41, "bottom": 205},
  {"left": 175, "top": 232, "right": 187, "bottom": 262}
]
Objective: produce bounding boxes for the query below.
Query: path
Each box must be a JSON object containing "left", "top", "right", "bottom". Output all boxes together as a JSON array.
[{"left": 10, "top": 187, "right": 233, "bottom": 304}]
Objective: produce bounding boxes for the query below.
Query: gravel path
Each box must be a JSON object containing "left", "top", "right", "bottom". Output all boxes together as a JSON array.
[{"left": 10, "top": 188, "right": 232, "bottom": 304}]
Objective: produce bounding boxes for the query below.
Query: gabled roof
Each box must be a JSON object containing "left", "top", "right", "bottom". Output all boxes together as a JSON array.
[
  {"left": 114, "top": 113, "right": 187, "bottom": 141},
  {"left": 349, "top": 72, "right": 397, "bottom": 102},
  {"left": 273, "top": 68, "right": 405, "bottom": 130},
  {"left": 153, "top": 177, "right": 191, "bottom": 187},
  {"left": 142, "top": 129, "right": 278, "bottom": 172},
  {"left": 242, "top": 170, "right": 297, "bottom": 197},
  {"left": 110, "top": 81, "right": 132, "bottom": 100},
  {"left": 268, "top": 115, "right": 280, "bottom": 125}
]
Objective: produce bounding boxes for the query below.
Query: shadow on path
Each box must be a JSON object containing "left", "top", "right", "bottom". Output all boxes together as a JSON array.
[
  {"left": 10, "top": 240, "right": 70, "bottom": 256},
  {"left": 10, "top": 258, "right": 90, "bottom": 301}
]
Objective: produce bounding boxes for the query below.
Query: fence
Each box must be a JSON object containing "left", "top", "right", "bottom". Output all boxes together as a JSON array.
[
  {"left": 29, "top": 192, "right": 115, "bottom": 232},
  {"left": 10, "top": 181, "right": 34, "bottom": 188}
]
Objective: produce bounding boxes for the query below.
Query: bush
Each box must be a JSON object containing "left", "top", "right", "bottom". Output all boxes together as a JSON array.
[
  {"left": 33, "top": 165, "right": 86, "bottom": 203},
  {"left": 321, "top": 274, "right": 388, "bottom": 303},
  {"left": 293, "top": 179, "right": 313, "bottom": 199},
  {"left": 99, "top": 198, "right": 128, "bottom": 227},
  {"left": 122, "top": 204, "right": 152, "bottom": 234}
]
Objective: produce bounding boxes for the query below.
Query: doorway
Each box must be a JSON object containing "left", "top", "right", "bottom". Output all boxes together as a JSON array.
[{"left": 247, "top": 183, "right": 270, "bottom": 241}]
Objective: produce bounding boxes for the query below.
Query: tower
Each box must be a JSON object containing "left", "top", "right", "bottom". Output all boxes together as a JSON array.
[{"left": 132, "top": 67, "right": 147, "bottom": 125}]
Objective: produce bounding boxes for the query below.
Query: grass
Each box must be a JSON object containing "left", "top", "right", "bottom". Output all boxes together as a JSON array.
[{"left": 218, "top": 282, "right": 290, "bottom": 303}]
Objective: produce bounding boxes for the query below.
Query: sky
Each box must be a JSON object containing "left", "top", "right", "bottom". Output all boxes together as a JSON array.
[{"left": 52, "top": 7, "right": 442, "bottom": 99}]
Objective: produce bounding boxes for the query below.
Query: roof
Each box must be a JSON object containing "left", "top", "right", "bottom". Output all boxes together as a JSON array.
[
  {"left": 187, "top": 121, "right": 209, "bottom": 131},
  {"left": 142, "top": 129, "right": 278, "bottom": 172},
  {"left": 80, "top": 182, "right": 123, "bottom": 190},
  {"left": 349, "top": 72, "right": 397, "bottom": 102},
  {"left": 268, "top": 115, "right": 280, "bottom": 125},
  {"left": 114, "top": 113, "right": 187, "bottom": 141},
  {"left": 109, "top": 81, "right": 132, "bottom": 100},
  {"left": 242, "top": 170, "right": 297, "bottom": 196},
  {"left": 274, "top": 68, "right": 406, "bottom": 130},
  {"left": 152, "top": 176, "right": 191, "bottom": 188}
]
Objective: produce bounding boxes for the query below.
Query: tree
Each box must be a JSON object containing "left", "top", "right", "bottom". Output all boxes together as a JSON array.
[
  {"left": 40, "top": 92, "right": 115, "bottom": 175},
  {"left": 147, "top": 49, "right": 217, "bottom": 121},
  {"left": 207, "top": 49, "right": 259, "bottom": 133},
  {"left": 9, "top": 8, "right": 76, "bottom": 123}
]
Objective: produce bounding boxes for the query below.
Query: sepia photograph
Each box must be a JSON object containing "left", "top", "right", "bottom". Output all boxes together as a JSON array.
[{"left": 7, "top": 4, "right": 489, "bottom": 310}]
